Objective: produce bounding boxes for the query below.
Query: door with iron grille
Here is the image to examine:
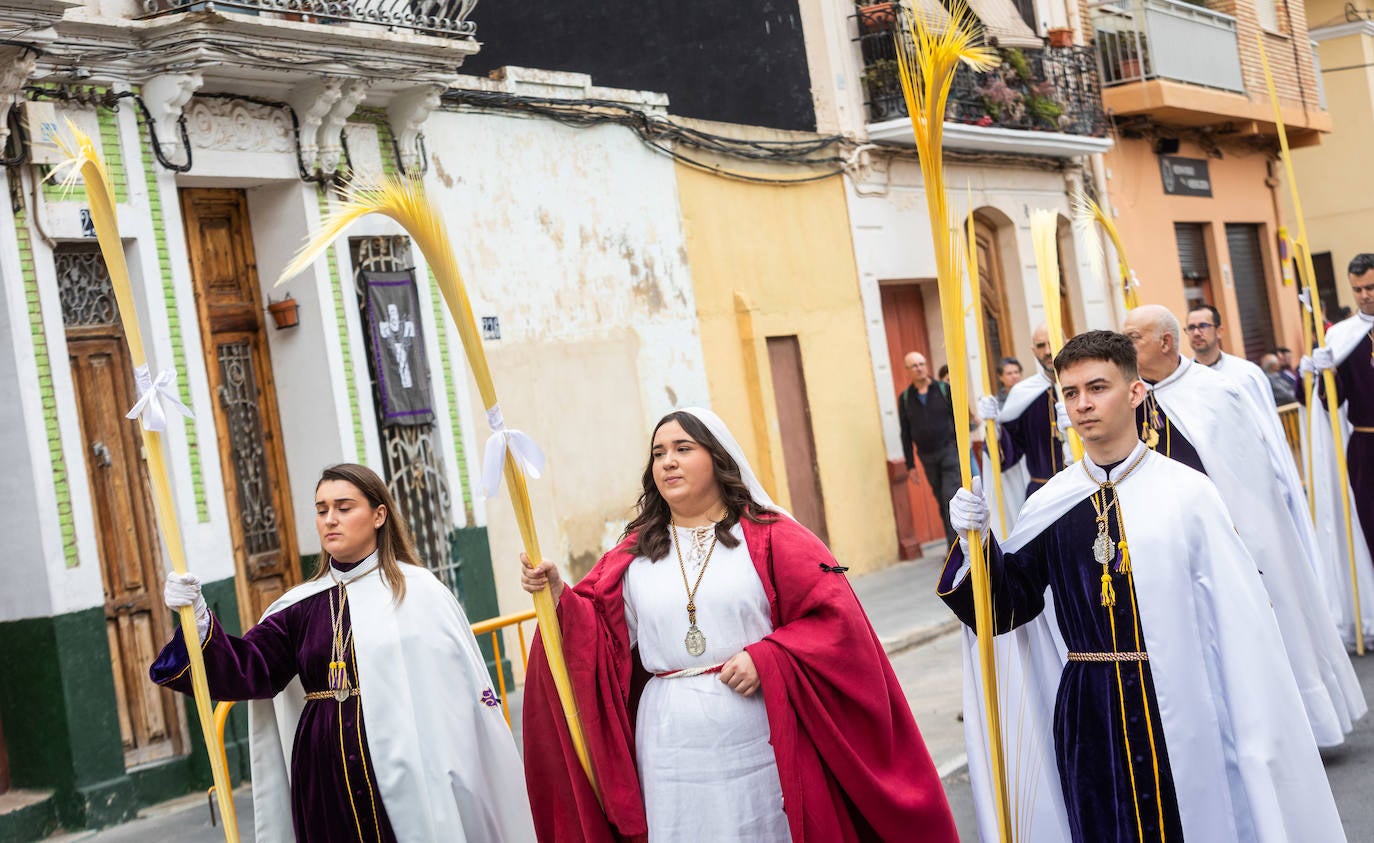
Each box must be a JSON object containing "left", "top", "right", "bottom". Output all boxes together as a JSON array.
[
  {"left": 350, "top": 236, "right": 460, "bottom": 596},
  {"left": 180, "top": 188, "right": 301, "bottom": 629},
  {"left": 58, "top": 243, "right": 185, "bottom": 767}
]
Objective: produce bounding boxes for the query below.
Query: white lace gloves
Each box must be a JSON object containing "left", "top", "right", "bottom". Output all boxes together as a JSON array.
[
  {"left": 949, "top": 478, "right": 990, "bottom": 558},
  {"left": 976, "top": 395, "right": 1001, "bottom": 423},
  {"left": 164, "top": 572, "right": 210, "bottom": 643},
  {"left": 1311, "top": 346, "right": 1335, "bottom": 371},
  {"left": 1055, "top": 401, "right": 1073, "bottom": 432}
]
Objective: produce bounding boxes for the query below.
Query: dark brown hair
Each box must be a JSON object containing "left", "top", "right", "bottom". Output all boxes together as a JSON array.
[
  {"left": 623, "top": 411, "right": 777, "bottom": 561},
  {"left": 311, "top": 463, "right": 422, "bottom": 603},
  {"left": 1054, "top": 330, "right": 1139, "bottom": 381}
]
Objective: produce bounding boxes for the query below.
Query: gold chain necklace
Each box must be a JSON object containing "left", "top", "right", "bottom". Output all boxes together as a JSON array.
[
  {"left": 327, "top": 583, "right": 355, "bottom": 701},
  {"left": 1083, "top": 447, "right": 1149, "bottom": 607},
  {"left": 670, "top": 522, "right": 720, "bottom": 657}
]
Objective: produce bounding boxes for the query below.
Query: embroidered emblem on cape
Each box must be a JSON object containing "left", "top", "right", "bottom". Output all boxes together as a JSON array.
[{"left": 480, "top": 688, "right": 500, "bottom": 708}]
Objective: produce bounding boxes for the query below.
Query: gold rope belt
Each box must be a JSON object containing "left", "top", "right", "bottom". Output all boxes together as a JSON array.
[
  {"left": 1067, "top": 651, "right": 1149, "bottom": 663},
  {"left": 1353, "top": 426, "right": 1374, "bottom": 434},
  {"left": 1030, "top": 477, "right": 1051, "bottom": 484},
  {"left": 304, "top": 688, "right": 360, "bottom": 701}
]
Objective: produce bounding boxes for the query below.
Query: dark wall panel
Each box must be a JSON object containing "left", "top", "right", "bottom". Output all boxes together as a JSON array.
[{"left": 462, "top": 0, "right": 818, "bottom": 131}]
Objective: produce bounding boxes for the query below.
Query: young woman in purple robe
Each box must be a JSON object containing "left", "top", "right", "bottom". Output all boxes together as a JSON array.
[{"left": 150, "top": 464, "right": 535, "bottom": 843}]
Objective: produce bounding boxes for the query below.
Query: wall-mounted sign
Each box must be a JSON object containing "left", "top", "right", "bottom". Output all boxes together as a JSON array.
[{"left": 1159, "top": 155, "right": 1213, "bottom": 197}]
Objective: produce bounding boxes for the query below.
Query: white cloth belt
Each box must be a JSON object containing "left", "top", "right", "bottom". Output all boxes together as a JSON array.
[
  {"left": 481, "top": 403, "right": 546, "bottom": 498},
  {"left": 126, "top": 365, "right": 193, "bottom": 432}
]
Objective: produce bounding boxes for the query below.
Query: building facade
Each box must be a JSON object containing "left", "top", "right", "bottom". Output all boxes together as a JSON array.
[
  {"left": 1292, "top": 0, "right": 1374, "bottom": 317},
  {"left": 804, "top": 0, "right": 1119, "bottom": 556},
  {"left": 1087, "top": 0, "right": 1329, "bottom": 357},
  {"left": 0, "top": 3, "right": 714, "bottom": 837}
]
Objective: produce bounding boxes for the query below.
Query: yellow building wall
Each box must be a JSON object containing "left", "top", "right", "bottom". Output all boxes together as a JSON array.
[
  {"left": 675, "top": 165, "right": 897, "bottom": 573},
  {"left": 1104, "top": 136, "right": 1305, "bottom": 354},
  {"left": 1291, "top": 21, "right": 1374, "bottom": 312}
]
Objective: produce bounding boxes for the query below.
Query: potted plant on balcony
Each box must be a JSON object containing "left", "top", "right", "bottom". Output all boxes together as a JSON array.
[
  {"left": 857, "top": 1, "right": 899, "bottom": 34},
  {"left": 861, "top": 58, "right": 906, "bottom": 120},
  {"left": 1046, "top": 27, "right": 1074, "bottom": 48}
]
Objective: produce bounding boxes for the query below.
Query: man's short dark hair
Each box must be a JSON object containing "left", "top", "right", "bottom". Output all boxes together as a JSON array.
[
  {"left": 937, "top": 364, "right": 950, "bottom": 380},
  {"left": 1054, "top": 330, "right": 1139, "bottom": 381},
  {"left": 1349, "top": 253, "right": 1374, "bottom": 277},
  {"left": 998, "top": 357, "right": 1021, "bottom": 374},
  {"left": 1187, "top": 304, "right": 1222, "bottom": 328},
  {"left": 1275, "top": 346, "right": 1291, "bottom": 355}
]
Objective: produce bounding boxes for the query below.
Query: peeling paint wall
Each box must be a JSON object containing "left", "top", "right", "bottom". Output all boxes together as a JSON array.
[
  {"left": 675, "top": 164, "right": 897, "bottom": 574},
  {"left": 422, "top": 73, "right": 710, "bottom": 611}
]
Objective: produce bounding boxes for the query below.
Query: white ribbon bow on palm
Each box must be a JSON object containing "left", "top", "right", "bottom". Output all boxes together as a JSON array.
[
  {"left": 482, "top": 403, "right": 546, "bottom": 498},
  {"left": 126, "top": 365, "right": 194, "bottom": 432}
]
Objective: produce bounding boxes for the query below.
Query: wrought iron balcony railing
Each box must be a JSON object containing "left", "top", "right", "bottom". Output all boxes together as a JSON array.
[
  {"left": 139, "top": 0, "right": 478, "bottom": 39},
  {"left": 855, "top": 4, "right": 1108, "bottom": 138}
]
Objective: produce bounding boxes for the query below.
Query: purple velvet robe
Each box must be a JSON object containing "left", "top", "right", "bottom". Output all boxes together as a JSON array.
[
  {"left": 1134, "top": 396, "right": 1204, "bottom": 474},
  {"left": 150, "top": 566, "right": 397, "bottom": 843},
  {"left": 1312, "top": 331, "right": 1374, "bottom": 553},
  {"left": 939, "top": 489, "right": 1185, "bottom": 842},
  {"left": 999, "top": 385, "right": 1065, "bottom": 496}
]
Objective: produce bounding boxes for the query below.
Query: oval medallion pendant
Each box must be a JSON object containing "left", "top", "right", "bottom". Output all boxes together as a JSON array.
[
  {"left": 334, "top": 687, "right": 350, "bottom": 702},
  {"left": 684, "top": 624, "right": 707, "bottom": 657}
]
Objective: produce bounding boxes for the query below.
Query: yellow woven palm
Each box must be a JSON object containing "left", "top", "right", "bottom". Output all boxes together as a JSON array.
[
  {"left": 894, "top": 8, "right": 1013, "bottom": 842},
  {"left": 53, "top": 124, "right": 241, "bottom": 841},
  {"left": 277, "top": 176, "right": 600, "bottom": 795}
]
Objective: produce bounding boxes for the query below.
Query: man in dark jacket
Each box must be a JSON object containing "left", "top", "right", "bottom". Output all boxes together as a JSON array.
[{"left": 898, "top": 351, "right": 960, "bottom": 546}]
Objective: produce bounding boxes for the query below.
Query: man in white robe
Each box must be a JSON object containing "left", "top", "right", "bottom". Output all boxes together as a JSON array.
[
  {"left": 1185, "top": 304, "right": 1332, "bottom": 602},
  {"left": 1124, "top": 305, "right": 1364, "bottom": 746},
  {"left": 943, "top": 329, "right": 1344, "bottom": 842}
]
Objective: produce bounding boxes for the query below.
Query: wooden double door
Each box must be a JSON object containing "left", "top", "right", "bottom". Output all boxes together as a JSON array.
[
  {"left": 180, "top": 188, "right": 300, "bottom": 629},
  {"left": 62, "top": 243, "right": 184, "bottom": 767}
]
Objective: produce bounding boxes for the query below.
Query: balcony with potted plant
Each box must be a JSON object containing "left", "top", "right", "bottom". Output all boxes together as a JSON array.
[{"left": 855, "top": 4, "right": 1112, "bottom": 157}]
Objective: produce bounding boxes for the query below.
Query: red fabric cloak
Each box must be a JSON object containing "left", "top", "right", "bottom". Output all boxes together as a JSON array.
[{"left": 522, "top": 514, "right": 958, "bottom": 842}]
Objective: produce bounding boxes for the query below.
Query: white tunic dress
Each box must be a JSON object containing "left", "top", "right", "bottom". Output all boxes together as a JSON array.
[{"left": 623, "top": 523, "right": 791, "bottom": 842}]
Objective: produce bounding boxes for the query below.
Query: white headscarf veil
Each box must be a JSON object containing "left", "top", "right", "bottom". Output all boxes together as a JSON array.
[{"left": 675, "top": 407, "right": 789, "bottom": 517}]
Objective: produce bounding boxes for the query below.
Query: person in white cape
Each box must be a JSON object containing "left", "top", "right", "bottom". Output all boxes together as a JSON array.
[
  {"left": 1303, "top": 252, "right": 1374, "bottom": 645},
  {"left": 941, "top": 330, "right": 1344, "bottom": 842},
  {"left": 1185, "top": 304, "right": 1329, "bottom": 598},
  {"left": 151, "top": 463, "right": 535, "bottom": 843},
  {"left": 1122, "top": 305, "right": 1364, "bottom": 746}
]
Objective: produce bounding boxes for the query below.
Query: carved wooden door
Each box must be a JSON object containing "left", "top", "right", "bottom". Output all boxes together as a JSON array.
[
  {"left": 975, "top": 218, "right": 1015, "bottom": 387},
  {"left": 180, "top": 188, "right": 300, "bottom": 629},
  {"left": 58, "top": 244, "right": 183, "bottom": 767}
]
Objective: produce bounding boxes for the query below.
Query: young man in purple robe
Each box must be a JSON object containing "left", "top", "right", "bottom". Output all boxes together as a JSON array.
[
  {"left": 150, "top": 464, "right": 535, "bottom": 843},
  {"left": 940, "top": 330, "right": 1343, "bottom": 842},
  {"left": 1305, "top": 252, "right": 1374, "bottom": 641}
]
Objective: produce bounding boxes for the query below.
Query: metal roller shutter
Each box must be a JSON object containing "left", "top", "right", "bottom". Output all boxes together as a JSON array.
[{"left": 1226, "top": 224, "right": 1276, "bottom": 362}]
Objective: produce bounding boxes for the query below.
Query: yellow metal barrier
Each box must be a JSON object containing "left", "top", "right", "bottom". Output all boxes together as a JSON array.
[
  {"left": 1277, "top": 403, "right": 1303, "bottom": 472},
  {"left": 208, "top": 608, "right": 539, "bottom": 812}
]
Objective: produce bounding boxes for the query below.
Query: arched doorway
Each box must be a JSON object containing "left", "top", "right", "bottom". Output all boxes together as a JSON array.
[{"left": 974, "top": 215, "right": 1016, "bottom": 387}]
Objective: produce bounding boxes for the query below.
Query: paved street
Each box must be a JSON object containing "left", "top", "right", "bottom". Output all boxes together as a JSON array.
[{"left": 58, "top": 550, "right": 1374, "bottom": 840}]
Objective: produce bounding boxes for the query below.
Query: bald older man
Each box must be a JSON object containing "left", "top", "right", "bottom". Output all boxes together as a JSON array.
[
  {"left": 898, "top": 351, "right": 961, "bottom": 546},
  {"left": 1121, "top": 305, "right": 1364, "bottom": 746}
]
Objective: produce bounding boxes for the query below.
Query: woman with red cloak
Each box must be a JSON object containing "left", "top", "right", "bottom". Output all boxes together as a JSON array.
[{"left": 520, "top": 408, "right": 958, "bottom": 842}]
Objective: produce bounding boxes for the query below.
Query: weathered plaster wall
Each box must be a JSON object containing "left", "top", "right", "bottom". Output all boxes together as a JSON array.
[
  {"left": 676, "top": 165, "right": 897, "bottom": 573},
  {"left": 423, "top": 72, "right": 711, "bottom": 614}
]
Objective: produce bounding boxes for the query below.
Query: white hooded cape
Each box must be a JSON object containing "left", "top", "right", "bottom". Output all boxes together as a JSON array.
[
  {"left": 247, "top": 562, "right": 537, "bottom": 843},
  {"left": 1307, "top": 313, "right": 1374, "bottom": 645},
  {"left": 1203, "top": 353, "right": 1330, "bottom": 597},
  {"left": 956, "top": 443, "right": 1345, "bottom": 842}
]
